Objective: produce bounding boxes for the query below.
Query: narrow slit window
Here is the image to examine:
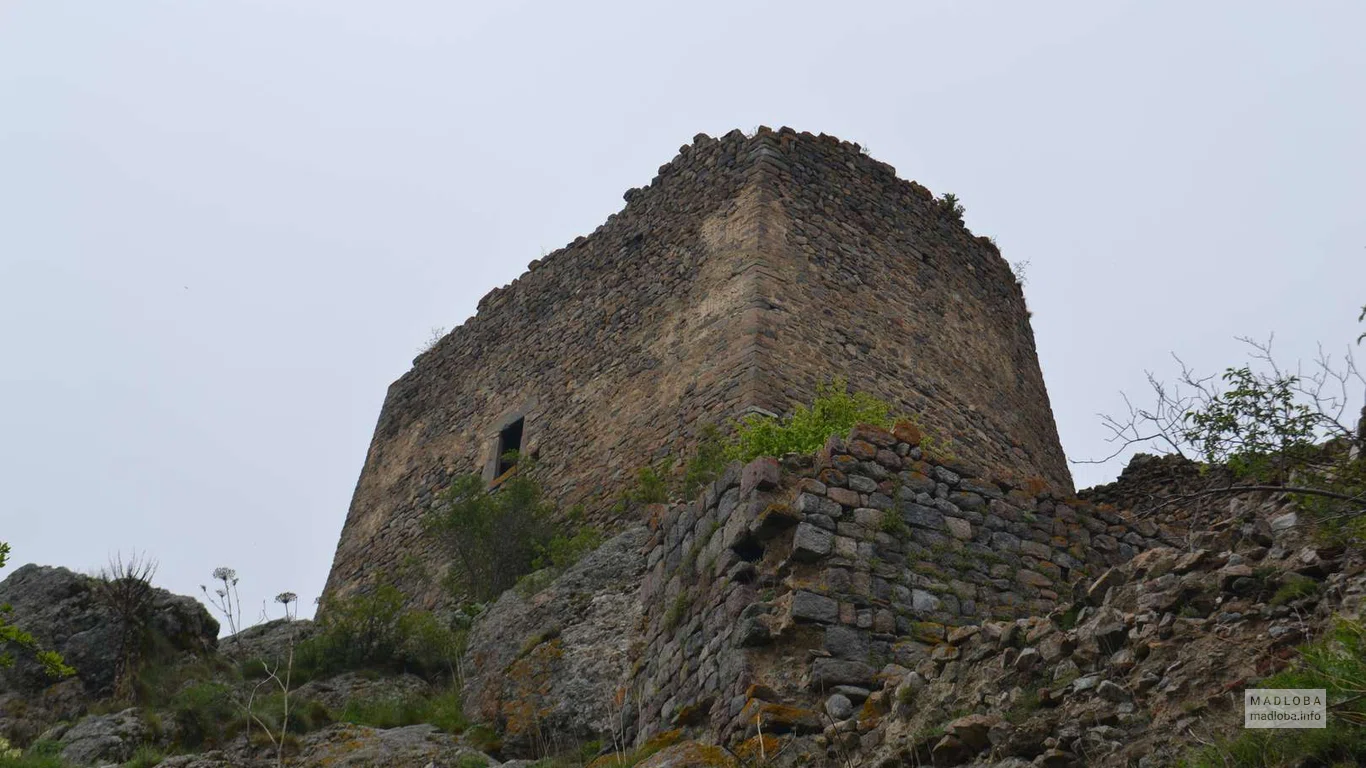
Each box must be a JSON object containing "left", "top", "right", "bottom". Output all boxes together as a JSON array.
[{"left": 497, "top": 417, "right": 524, "bottom": 476}]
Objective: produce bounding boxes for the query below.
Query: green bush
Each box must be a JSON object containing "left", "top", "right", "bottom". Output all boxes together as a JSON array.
[
  {"left": 681, "top": 424, "right": 729, "bottom": 501},
  {"left": 726, "top": 378, "right": 898, "bottom": 462},
  {"left": 532, "top": 508, "right": 602, "bottom": 573},
  {"left": 517, "top": 518, "right": 604, "bottom": 598},
  {"left": 425, "top": 466, "right": 556, "bottom": 601},
  {"left": 1181, "top": 618, "right": 1366, "bottom": 766},
  {"left": 297, "top": 587, "right": 466, "bottom": 683},
  {"left": 398, "top": 611, "right": 467, "bottom": 682},
  {"left": 297, "top": 585, "right": 406, "bottom": 678},
  {"left": 123, "top": 745, "right": 164, "bottom": 768},
  {"left": 0, "top": 741, "right": 65, "bottom": 768},
  {"left": 170, "top": 681, "right": 239, "bottom": 748}
]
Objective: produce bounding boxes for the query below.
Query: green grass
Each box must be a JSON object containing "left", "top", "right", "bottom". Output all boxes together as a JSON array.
[
  {"left": 123, "top": 745, "right": 164, "bottom": 768},
  {"left": 1270, "top": 574, "right": 1319, "bottom": 606},
  {"left": 0, "top": 755, "right": 67, "bottom": 768},
  {"left": 663, "top": 594, "right": 691, "bottom": 633},
  {"left": 1180, "top": 617, "right": 1366, "bottom": 767},
  {"left": 340, "top": 688, "right": 465, "bottom": 733},
  {"left": 0, "top": 740, "right": 66, "bottom": 768},
  {"left": 881, "top": 509, "right": 909, "bottom": 536}
]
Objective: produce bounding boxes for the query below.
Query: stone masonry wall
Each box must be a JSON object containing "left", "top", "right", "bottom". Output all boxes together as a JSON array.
[
  {"left": 630, "top": 424, "right": 1176, "bottom": 748},
  {"left": 747, "top": 129, "right": 1073, "bottom": 493},
  {"left": 326, "top": 127, "right": 1074, "bottom": 608}
]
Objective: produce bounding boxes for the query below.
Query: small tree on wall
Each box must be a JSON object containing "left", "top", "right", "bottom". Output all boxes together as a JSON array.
[{"left": 1086, "top": 306, "right": 1366, "bottom": 537}]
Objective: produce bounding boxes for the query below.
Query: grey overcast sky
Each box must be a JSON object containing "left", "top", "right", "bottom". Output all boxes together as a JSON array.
[{"left": 2, "top": 1, "right": 1363, "bottom": 628}]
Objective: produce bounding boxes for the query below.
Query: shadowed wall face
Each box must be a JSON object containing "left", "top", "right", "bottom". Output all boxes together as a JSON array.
[{"left": 323, "top": 128, "right": 1072, "bottom": 606}]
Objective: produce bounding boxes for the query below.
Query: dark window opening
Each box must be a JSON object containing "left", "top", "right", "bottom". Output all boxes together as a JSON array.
[{"left": 497, "top": 418, "right": 524, "bottom": 476}]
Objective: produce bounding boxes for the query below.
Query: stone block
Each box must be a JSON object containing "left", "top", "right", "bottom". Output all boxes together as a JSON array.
[
  {"left": 810, "top": 658, "right": 876, "bottom": 689},
  {"left": 848, "top": 474, "right": 879, "bottom": 493},
  {"left": 824, "top": 625, "right": 869, "bottom": 660},
  {"left": 792, "top": 522, "right": 834, "bottom": 562},
  {"left": 828, "top": 486, "right": 861, "bottom": 507},
  {"left": 791, "top": 591, "right": 839, "bottom": 624},
  {"left": 902, "top": 503, "right": 947, "bottom": 531},
  {"left": 945, "top": 517, "right": 972, "bottom": 540},
  {"left": 741, "top": 456, "right": 781, "bottom": 496},
  {"left": 911, "top": 589, "right": 942, "bottom": 612}
]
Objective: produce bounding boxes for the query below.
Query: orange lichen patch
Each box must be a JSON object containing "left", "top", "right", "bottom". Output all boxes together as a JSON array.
[
  {"left": 735, "top": 734, "right": 782, "bottom": 763},
  {"left": 892, "top": 419, "right": 923, "bottom": 447},
  {"left": 907, "top": 460, "right": 934, "bottom": 475},
  {"left": 745, "top": 683, "right": 780, "bottom": 701},
  {"left": 588, "top": 729, "right": 686, "bottom": 768},
  {"left": 1022, "top": 476, "right": 1049, "bottom": 496},
  {"left": 646, "top": 502, "right": 670, "bottom": 531},
  {"left": 859, "top": 694, "right": 888, "bottom": 720},
  {"left": 501, "top": 638, "right": 565, "bottom": 742},
  {"left": 740, "top": 698, "right": 822, "bottom": 734},
  {"left": 910, "top": 621, "right": 947, "bottom": 644}
]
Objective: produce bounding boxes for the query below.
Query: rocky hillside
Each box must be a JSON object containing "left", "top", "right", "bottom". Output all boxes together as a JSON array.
[{"left": 2, "top": 440, "right": 1364, "bottom": 767}]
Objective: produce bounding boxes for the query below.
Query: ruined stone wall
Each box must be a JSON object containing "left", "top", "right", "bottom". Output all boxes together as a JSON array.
[
  {"left": 325, "top": 131, "right": 772, "bottom": 604},
  {"left": 745, "top": 129, "right": 1071, "bottom": 492},
  {"left": 326, "top": 127, "right": 1074, "bottom": 607},
  {"left": 630, "top": 424, "right": 1174, "bottom": 747}
]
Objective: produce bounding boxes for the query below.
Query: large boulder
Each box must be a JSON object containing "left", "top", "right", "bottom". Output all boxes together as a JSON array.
[
  {"left": 53, "top": 707, "right": 149, "bottom": 766},
  {"left": 218, "top": 617, "right": 317, "bottom": 664},
  {"left": 0, "top": 564, "right": 218, "bottom": 699},
  {"left": 462, "top": 526, "right": 648, "bottom": 758}
]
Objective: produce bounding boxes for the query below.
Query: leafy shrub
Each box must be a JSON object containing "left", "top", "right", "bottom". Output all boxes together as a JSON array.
[
  {"left": 681, "top": 424, "right": 729, "bottom": 501},
  {"left": 425, "top": 468, "right": 556, "bottom": 601},
  {"left": 727, "top": 379, "right": 898, "bottom": 462},
  {"left": 170, "top": 681, "right": 239, "bottom": 748},
  {"left": 398, "top": 611, "right": 467, "bottom": 683},
  {"left": 297, "top": 585, "right": 406, "bottom": 678},
  {"left": 297, "top": 586, "right": 465, "bottom": 683},
  {"left": 936, "top": 192, "right": 965, "bottom": 222},
  {"left": 0, "top": 742, "right": 65, "bottom": 768},
  {"left": 517, "top": 515, "right": 604, "bottom": 598},
  {"left": 612, "top": 462, "right": 673, "bottom": 513},
  {"left": 1182, "top": 366, "right": 1322, "bottom": 482},
  {"left": 530, "top": 505, "right": 601, "bottom": 574}
]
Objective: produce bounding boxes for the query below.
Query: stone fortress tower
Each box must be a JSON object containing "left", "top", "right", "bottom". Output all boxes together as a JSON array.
[{"left": 324, "top": 126, "right": 1073, "bottom": 605}]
